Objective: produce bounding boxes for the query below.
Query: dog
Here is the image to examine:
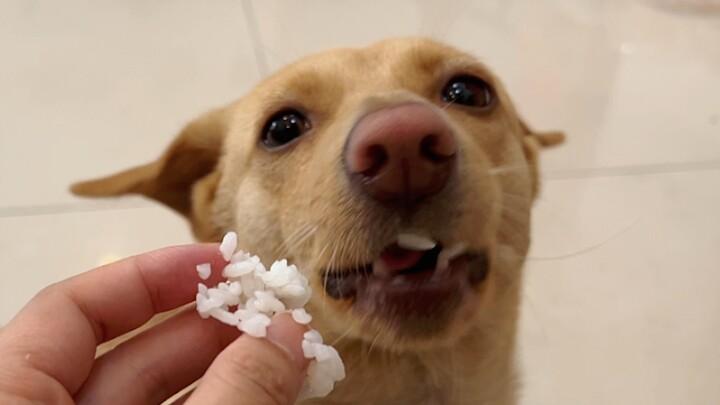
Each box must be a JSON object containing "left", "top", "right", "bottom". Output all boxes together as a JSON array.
[{"left": 72, "top": 38, "right": 563, "bottom": 404}]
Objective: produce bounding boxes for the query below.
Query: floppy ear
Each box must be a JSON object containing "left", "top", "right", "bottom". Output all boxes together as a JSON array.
[
  {"left": 71, "top": 107, "right": 230, "bottom": 240},
  {"left": 519, "top": 119, "right": 565, "bottom": 198}
]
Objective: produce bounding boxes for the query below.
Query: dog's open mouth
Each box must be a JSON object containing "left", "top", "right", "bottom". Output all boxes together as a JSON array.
[{"left": 322, "top": 232, "right": 489, "bottom": 323}]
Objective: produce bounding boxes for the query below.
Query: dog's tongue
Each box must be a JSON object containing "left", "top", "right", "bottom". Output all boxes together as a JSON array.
[{"left": 379, "top": 245, "right": 424, "bottom": 272}]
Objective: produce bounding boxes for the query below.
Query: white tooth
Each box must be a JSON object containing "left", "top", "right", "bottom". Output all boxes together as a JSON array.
[
  {"left": 397, "top": 232, "right": 436, "bottom": 251},
  {"left": 435, "top": 243, "right": 468, "bottom": 275},
  {"left": 373, "top": 259, "right": 391, "bottom": 279}
]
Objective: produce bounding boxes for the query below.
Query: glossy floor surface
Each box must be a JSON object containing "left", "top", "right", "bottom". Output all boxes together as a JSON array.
[{"left": 1, "top": 1, "right": 719, "bottom": 404}]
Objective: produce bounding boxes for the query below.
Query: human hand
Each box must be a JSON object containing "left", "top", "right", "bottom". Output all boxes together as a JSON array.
[{"left": 0, "top": 245, "right": 309, "bottom": 405}]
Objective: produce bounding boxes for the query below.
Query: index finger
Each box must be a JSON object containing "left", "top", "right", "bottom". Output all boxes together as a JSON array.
[{"left": 0, "top": 243, "right": 227, "bottom": 396}]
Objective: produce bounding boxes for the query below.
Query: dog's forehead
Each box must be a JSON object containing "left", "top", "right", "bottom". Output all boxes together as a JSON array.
[{"left": 255, "top": 39, "right": 494, "bottom": 98}]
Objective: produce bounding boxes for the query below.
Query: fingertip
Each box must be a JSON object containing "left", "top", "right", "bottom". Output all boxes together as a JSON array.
[
  {"left": 265, "top": 314, "right": 309, "bottom": 373},
  {"left": 186, "top": 314, "right": 310, "bottom": 405}
]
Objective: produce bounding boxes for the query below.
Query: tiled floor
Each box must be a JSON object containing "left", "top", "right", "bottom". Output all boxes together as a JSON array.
[{"left": 1, "top": 1, "right": 719, "bottom": 404}]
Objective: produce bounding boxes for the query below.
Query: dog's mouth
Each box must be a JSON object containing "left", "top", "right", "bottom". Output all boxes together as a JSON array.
[{"left": 321, "top": 232, "right": 489, "bottom": 335}]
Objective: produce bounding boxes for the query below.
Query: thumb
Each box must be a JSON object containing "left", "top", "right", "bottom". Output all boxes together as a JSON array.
[{"left": 186, "top": 313, "right": 309, "bottom": 405}]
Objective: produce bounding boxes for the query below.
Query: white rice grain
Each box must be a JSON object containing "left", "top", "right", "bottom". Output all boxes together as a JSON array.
[
  {"left": 196, "top": 263, "right": 212, "bottom": 280},
  {"left": 196, "top": 231, "right": 345, "bottom": 399},
  {"left": 227, "top": 281, "right": 242, "bottom": 296},
  {"left": 397, "top": 231, "right": 436, "bottom": 251},
  {"left": 209, "top": 307, "right": 239, "bottom": 326},
  {"left": 291, "top": 308, "right": 312, "bottom": 325},
  {"left": 253, "top": 290, "right": 286, "bottom": 313},
  {"left": 238, "top": 312, "right": 272, "bottom": 338},
  {"left": 303, "top": 329, "right": 323, "bottom": 344},
  {"left": 197, "top": 283, "right": 208, "bottom": 296},
  {"left": 219, "top": 232, "right": 238, "bottom": 261}
]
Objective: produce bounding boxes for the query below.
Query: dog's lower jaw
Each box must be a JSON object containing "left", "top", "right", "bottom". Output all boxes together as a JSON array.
[
  {"left": 301, "top": 244, "right": 525, "bottom": 404},
  {"left": 305, "top": 268, "right": 522, "bottom": 405}
]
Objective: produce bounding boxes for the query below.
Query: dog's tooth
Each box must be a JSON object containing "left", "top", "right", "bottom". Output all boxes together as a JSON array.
[
  {"left": 435, "top": 243, "right": 468, "bottom": 276},
  {"left": 397, "top": 232, "right": 436, "bottom": 251},
  {"left": 445, "top": 242, "right": 468, "bottom": 260}
]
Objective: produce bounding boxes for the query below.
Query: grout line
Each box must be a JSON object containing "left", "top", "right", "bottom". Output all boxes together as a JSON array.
[
  {"left": 0, "top": 200, "right": 154, "bottom": 219},
  {"left": 241, "top": 0, "right": 270, "bottom": 78},
  {"left": 3, "top": 161, "right": 718, "bottom": 218},
  {"left": 542, "top": 160, "right": 720, "bottom": 181}
]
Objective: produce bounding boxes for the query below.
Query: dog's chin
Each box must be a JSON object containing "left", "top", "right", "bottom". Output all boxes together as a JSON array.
[{"left": 321, "top": 243, "right": 490, "bottom": 350}]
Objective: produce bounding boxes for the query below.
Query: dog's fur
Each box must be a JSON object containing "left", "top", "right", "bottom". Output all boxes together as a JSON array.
[{"left": 72, "top": 38, "right": 563, "bottom": 404}]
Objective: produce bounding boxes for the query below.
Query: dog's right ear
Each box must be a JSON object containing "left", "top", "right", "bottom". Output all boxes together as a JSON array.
[{"left": 71, "top": 107, "right": 230, "bottom": 239}]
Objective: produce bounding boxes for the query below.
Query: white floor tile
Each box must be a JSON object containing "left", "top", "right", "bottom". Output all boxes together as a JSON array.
[
  {"left": 0, "top": 0, "right": 259, "bottom": 209},
  {"left": 0, "top": 206, "right": 194, "bottom": 325},
  {"left": 520, "top": 169, "right": 720, "bottom": 405}
]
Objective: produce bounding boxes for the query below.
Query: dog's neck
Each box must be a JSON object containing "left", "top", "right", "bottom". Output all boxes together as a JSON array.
[{"left": 306, "top": 322, "right": 519, "bottom": 405}]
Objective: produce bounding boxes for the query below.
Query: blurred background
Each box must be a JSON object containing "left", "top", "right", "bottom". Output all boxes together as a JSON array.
[{"left": 1, "top": 1, "right": 719, "bottom": 404}]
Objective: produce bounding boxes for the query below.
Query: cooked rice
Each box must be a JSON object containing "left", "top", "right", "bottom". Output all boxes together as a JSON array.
[
  {"left": 218, "top": 231, "right": 238, "bottom": 261},
  {"left": 196, "top": 231, "right": 345, "bottom": 399},
  {"left": 195, "top": 263, "right": 212, "bottom": 280},
  {"left": 397, "top": 231, "right": 436, "bottom": 250}
]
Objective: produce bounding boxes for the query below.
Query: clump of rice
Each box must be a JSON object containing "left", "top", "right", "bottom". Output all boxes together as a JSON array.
[{"left": 196, "top": 232, "right": 345, "bottom": 399}]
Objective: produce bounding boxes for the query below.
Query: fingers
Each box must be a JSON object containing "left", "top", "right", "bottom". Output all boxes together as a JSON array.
[
  {"left": 186, "top": 313, "right": 309, "bottom": 405},
  {"left": 0, "top": 244, "right": 225, "bottom": 397},
  {"left": 0, "top": 245, "right": 310, "bottom": 405},
  {"left": 61, "top": 244, "right": 228, "bottom": 342},
  {"left": 74, "top": 309, "right": 241, "bottom": 405}
]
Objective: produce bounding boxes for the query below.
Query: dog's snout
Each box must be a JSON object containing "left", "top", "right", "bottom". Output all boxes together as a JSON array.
[{"left": 345, "top": 103, "right": 456, "bottom": 203}]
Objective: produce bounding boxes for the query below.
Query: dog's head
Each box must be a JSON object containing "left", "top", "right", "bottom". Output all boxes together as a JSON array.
[{"left": 73, "top": 38, "right": 562, "bottom": 352}]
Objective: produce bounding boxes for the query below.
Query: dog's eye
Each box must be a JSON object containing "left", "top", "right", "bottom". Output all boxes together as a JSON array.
[
  {"left": 441, "top": 76, "right": 494, "bottom": 109},
  {"left": 262, "top": 110, "right": 311, "bottom": 148}
]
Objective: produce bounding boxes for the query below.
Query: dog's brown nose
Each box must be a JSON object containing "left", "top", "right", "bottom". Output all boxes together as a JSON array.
[{"left": 345, "top": 103, "right": 456, "bottom": 202}]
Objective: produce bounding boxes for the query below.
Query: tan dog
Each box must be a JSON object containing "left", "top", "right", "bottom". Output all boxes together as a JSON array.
[{"left": 72, "top": 38, "right": 563, "bottom": 405}]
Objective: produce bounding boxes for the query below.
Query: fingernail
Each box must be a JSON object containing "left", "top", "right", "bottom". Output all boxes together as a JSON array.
[{"left": 265, "top": 313, "right": 309, "bottom": 372}]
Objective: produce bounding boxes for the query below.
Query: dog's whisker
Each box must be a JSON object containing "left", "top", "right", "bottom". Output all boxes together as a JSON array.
[
  {"left": 520, "top": 287, "right": 551, "bottom": 347},
  {"left": 501, "top": 191, "right": 533, "bottom": 202},
  {"left": 499, "top": 189, "right": 536, "bottom": 202},
  {"left": 307, "top": 241, "right": 330, "bottom": 314},
  {"left": 498, "top": 198, "right": 532, "bottom": 218},
  {"left": 499, "top": 203, "right": 532, "bottom": 220},
  {"left": 274, "top": 222, "right": 312, "bottom": 256},
  {"left": 283, "top": 224, "right": 319, "bottom": 256},
  {"left": 441, "top": 99, "right": 455, "bottom": 111},
  {"left": 527, "top": 216, "right": 641, "bottom": 261},
  {"left": 500, "top": 210, "right": 530, "bottom": 231},
  {"left": 321, "top": 241, "right": 341, "bottom": 314},
  {"left": 330, "top": 326, "right": 354, "bottom": 347},
  {"left": 497, "top": 223, "right": 530, "bottom": 251},
  {"left": 486, "top": 163, "right": 531, "bottom": 176},
  {"left": 367, "top": 329, "right": 383, "bottom": 359},
  {"left": 493, "top": 242, "right": 529, "bottom": 266}
]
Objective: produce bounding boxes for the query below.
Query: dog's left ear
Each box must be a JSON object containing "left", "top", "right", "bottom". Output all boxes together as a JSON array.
[
  {"left": 519, "top": 119, "right": 565, "bottom": 197},
  {"left": 520, "top": 119, "right": 565, "bottom": 149},
  {"left": 70, "top": 107, "right": 230, "bottom": 240}
]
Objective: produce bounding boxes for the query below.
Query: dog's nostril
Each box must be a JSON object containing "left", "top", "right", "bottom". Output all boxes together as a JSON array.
[
  {"left": 420, "top": 134, "right": 454, "bottom": 163},
  {"left": 362, "top": 144, "right": 388, "bottom": 177}
]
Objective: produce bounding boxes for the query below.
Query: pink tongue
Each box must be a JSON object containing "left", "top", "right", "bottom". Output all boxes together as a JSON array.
[{"left": 379, "top": 246, "right": 424, "bottom": 273}]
